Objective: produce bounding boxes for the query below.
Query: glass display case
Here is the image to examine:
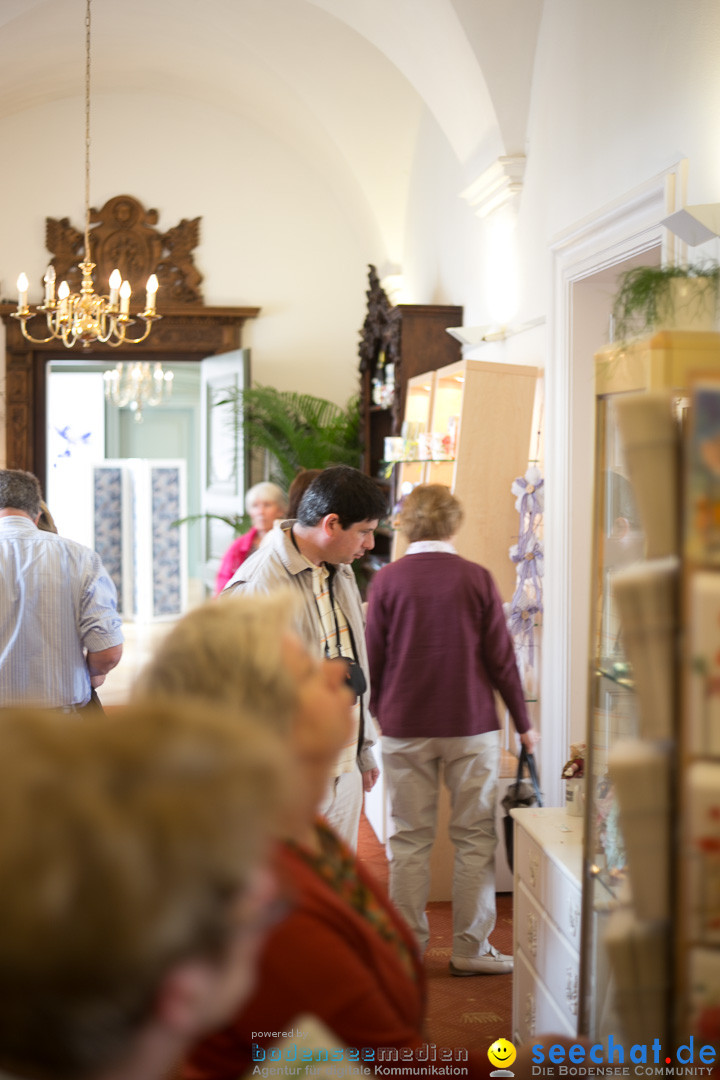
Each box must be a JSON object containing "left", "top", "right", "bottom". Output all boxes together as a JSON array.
[
  {"left": 390, "top": 358, "right": 538, "bottom": 600},
  {"left": 581, "top": 330, "right": 720, "bottom": 1041},
  {"left": 582, "top": 389, "right": 645, "bottom": 1040}
]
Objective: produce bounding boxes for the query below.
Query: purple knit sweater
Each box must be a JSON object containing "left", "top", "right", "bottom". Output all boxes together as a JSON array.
[{"left": 365, "top": 551, "right": 530, "bottom": 739}]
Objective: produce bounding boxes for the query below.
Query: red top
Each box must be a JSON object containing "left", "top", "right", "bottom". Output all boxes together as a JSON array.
[
  {"left": 181, "top": 830, "right": 427, "bottom": 1078},
  {"left": 214, "top": 528, "right": 258, "bottom": 595},
  {"left": 182, "top": 825, "right": 492, "bottom": 1080},
  {"left": 365, "top": 551, "right": 531, "bottom": 738}
]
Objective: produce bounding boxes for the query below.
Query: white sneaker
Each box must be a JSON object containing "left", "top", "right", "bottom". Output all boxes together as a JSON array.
[{"left": 449, "top": 946, "right": 513, "bottom": 976}]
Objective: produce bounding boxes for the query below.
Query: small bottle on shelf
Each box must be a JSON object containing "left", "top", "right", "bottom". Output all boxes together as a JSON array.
[
  {"left": 372, "top": 350, "right": 386, "bottom": 406},
  {"left": 382, "top": 362, "right": 395, "bottom": 408}
]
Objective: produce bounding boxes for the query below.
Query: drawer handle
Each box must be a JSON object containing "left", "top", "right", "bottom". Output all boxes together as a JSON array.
[
  {"left": 524, "top": 991, "right": 536, "bottom": 1033},
  {"left": 529, "top": 854, "right": 540, "bottom": 889},
  {"left": 566, "top": 968, "right": 579, "bottom": 1015},
  {"left": 526, "top": 912, "right": 538, "bottom": 957}
]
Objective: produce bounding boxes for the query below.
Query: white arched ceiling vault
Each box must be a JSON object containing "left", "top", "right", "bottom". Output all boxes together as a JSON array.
[{"left": 0, "top": 0, "right": 545, "bottom": 269}]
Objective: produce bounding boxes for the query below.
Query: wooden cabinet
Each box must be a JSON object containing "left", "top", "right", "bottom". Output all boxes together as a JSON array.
[
  {"left": 365, "top": 357, "right": 541, "bottom": 885},
  {"left": 357, "top": 266, "right": 462, "bottom": 488},
  {"left": 393, "top": 359, "right": 539, "bottom": 599},
  {"left": 511, "top": 807, "right": 583, "bottom": 1044}
]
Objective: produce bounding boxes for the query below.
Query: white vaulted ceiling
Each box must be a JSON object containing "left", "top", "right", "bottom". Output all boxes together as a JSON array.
[{"left": 0, "top": 0, "right": 544, "bottom": 250}]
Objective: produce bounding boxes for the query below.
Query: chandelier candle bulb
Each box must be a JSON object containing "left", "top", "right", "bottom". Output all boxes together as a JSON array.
[
  {"left": 108, "top": 269, "right": 121, "bottom": 309},
  {"left": 145, "top": 274, "right": 158, "bottom": 313},
  {"left": 16, "top": 273, "right": 28, "bottom": 310},
  {"left": 43, "top": 266, "right": 55, "bottom": 304},
  {"left": 119, "top": 280, "right": 131, "bottom": 315},
  {"left": 57, "top": 281, "right": 69, "bottom": 318}
]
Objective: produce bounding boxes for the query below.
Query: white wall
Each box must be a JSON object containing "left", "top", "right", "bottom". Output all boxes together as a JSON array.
[
  {"left": 394, "top": 0, "right": 720, "bottom": 800},
  {"left": 0, "top": 91, "right": 380, "bottom": 408}
]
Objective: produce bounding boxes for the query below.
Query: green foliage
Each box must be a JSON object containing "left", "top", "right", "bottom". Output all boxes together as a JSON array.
[
  {"left": 220, "top": 384, "right": 362, "bottom": 490},
  {"left": 173, "top": 510, "right": 251, "bottom": 536},
  {"left": 612, "top": 262, "right": 720, "bottom": 341}
]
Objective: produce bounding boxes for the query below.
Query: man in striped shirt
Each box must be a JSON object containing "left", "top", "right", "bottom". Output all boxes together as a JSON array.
[{"left": 0, "top": 469, "right": 123, "bottom": 710}]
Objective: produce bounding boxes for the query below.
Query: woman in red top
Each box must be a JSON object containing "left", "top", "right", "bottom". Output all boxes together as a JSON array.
[{"left": 214, "top": 482, "right": 287, "bottom": 594}]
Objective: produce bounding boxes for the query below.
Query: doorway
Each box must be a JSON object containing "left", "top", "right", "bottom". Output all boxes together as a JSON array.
[
  {"left": 46, "top": 359, "right": 203, "bottom": 597},
  {"left": 542, "top": 164, "right": 682, "bottom": 807}
]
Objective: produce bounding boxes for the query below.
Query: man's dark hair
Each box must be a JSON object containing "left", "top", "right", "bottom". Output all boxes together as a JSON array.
[
  {"left": 0, "top": 470, "right": 42, "bottom": 519},
  {"left": 297, "top": 466, "right": 387, "bottom": 529}
]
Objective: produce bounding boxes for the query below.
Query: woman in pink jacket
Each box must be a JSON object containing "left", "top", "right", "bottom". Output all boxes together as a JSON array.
[{"left": 214, "top": 482, "right": 286, "bottom": 594}]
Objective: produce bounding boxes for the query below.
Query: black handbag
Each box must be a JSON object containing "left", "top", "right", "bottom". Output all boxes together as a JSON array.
[{"left": 501, "top": 747, "right": 543, "bottom": 872}]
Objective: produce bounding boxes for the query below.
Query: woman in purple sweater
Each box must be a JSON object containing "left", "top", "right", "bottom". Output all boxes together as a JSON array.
[{"left": 365, "top": 483, "right": 539, "bottom": 975}]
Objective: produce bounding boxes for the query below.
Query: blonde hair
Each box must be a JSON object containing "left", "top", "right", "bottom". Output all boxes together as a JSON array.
[
  {"left": 134, "top": 591, "right": 300, "bottom": 734},
  {"left": 245, "top": 482, "right": 287, "bottom": 516},
  {"left": 398, "top": 483, "right": 464, "bottom": 543},
  {"left": 0, "top": 699, "right": 288, "bottom": 1079}
]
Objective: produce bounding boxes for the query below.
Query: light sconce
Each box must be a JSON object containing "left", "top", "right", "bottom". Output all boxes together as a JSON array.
[{"left": 661, "top": 204, "right": 720, "bottom": 246}]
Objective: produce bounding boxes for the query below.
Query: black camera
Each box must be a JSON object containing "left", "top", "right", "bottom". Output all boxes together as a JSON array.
[{"left": 341, "top": 658, "right": 367, "bottom": 700}]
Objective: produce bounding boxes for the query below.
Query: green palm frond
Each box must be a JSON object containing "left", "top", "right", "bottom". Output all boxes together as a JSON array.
[
  {"left": 217, "top": 384, "right": 361, "bottom": 489},
  {"left": 172, "top": 511, "right": 251, "bottom": 535}
]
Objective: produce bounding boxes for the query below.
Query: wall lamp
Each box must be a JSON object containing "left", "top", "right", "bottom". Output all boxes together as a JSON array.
[{"left": 661, "top": 204, "right": 720, "bottom": 246}]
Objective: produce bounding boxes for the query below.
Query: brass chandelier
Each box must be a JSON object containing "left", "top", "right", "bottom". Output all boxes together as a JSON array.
[
  {"left": 103, "top": 362, "right": 174, "bottom": 423},
  {"left": 12, "top": 0, "right": 160, "bottom": 348}
]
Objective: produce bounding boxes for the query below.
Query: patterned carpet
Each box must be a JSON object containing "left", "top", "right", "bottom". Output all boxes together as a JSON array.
[{"left": 357, "top": 813, "right": 513, "bottom": 1056}]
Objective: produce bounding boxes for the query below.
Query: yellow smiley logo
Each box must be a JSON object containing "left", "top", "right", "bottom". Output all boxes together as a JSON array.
[{"left": 488, "top": 1038, "right": 517, "bottom": 1069}]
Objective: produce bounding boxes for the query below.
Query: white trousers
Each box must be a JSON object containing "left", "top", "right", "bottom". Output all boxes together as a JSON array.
[
  {"left": 382, "top": 731, "right": 501, "bottom": 957},
  {"left": 317, "top": 766, "right": 364, "bottom": 851}
]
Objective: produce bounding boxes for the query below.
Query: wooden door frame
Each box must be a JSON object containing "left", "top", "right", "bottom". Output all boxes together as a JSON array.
[{"left": 1, "top": 302, "right": 259, "bottom": 487}]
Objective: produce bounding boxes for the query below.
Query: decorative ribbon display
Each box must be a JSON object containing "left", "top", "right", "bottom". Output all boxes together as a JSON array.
[{"left": 506, "top": 464, "right": 544, "bottom": 670}]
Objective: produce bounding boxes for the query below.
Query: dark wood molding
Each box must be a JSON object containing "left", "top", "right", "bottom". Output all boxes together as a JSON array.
[
  {"left": 2, "top": 192, "right": 261, "bottom": 481},
  {"left": 1, "top": 302, "right": 260, "bottom": 482},
  {"left": 357, "top": 264, "right": 463, "bottom": 478},
  {"left": 358, "top": 265, "right": 402, "bottom": 432}
]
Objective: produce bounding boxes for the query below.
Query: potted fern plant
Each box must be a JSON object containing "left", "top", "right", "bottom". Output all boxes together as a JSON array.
[
  {"left": 176, "top": 385, "right": 362, "bottom": 534},
  {"left": 236, "top": 384, "right": 362, "bottom": 489},
  {"left": 612, "top": 262, "right": 720, "bottom": 341}
]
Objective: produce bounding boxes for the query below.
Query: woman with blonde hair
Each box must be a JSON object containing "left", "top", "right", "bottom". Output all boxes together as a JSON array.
[
  {"left": 214, "top": 482, "right": 287, "bottom": 594},
  {"left": 134, "top": 591, "right": 445, "bottom": 1077}
]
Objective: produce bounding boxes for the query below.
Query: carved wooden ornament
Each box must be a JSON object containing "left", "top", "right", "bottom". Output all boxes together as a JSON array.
[
  {"left": 45, "top": 194, "right": 204, "bottom": 306},
  {"left": 358, "top": 264, "right": 402, "bottom": 431}
]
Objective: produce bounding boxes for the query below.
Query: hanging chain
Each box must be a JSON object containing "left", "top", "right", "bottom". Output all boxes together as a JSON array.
[{"left": 83, "top": 0, "right": 92, "bottom": 260}]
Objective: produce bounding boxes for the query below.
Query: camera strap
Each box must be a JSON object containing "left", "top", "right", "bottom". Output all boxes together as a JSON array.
[{"left": 324, "top": 571, "right": 367, "bottom": 760}]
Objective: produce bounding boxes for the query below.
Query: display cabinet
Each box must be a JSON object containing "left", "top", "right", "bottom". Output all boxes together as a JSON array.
[
  {"left": 582, "top": 330, "right": 720, "bottom": 1044},
  {"left": 365, "top": 358, "right": 540, "bottom": 881},
  {"left": 391, "top": 358, "right": 539, "bottom": 602},
  {"left": 357, "top": 266, "right": 462, "bottom": 487}
]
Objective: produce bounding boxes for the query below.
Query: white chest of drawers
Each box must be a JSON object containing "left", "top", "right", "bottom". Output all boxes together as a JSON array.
[{"left": 511, "top": 807, "right": 583, "bottom": 1044}]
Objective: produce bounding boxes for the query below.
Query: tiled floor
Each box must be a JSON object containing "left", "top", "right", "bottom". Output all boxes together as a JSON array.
[{"left": 98, "top": 619, "right": 178, "bottom": 707}]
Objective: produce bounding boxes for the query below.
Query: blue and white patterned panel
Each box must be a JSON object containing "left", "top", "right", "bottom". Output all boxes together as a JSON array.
[
  {"left": 132, "top": 471, "right": 140, "bottom": 620},
  {"left": 151, "top": 466, "right": 183, "bottom": 617},
  {"left": 93, "top": 466, "right": 124, "bottom": 615},
  {"left": 47, "top": 371, "right": 105, "bottom": 545}
]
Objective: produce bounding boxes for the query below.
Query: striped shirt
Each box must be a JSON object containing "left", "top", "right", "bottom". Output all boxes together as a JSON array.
[{"left": 0, "top": 516, "right": 123, "bottom": 708}]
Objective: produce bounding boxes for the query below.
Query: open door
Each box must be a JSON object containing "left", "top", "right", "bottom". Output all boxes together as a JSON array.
[{"left": 200, "top": 349, "right": 251, "bottom": 596}]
